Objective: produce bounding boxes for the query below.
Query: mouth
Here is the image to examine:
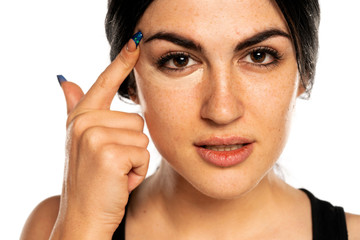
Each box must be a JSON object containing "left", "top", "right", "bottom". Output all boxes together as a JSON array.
[
  {"left": 194, "top": 136, "right": 254, "bottom": 167},
  {"left": 195, "top": 136, "right": 253, "bottom": 148},
  {"left": 201, "top": 144, "right": 248, "bottom": 151}
]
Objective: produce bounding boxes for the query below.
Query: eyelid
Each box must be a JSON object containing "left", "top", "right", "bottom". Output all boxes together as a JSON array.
[
  {"left": 238, "top": 46, "right": 283, "bottom": 67},
  {"left": 242, "top": 46, "right": 281, "bottom": 58},
  {"left": 156, "top": 51, "right": 200, "bottom": 71}
]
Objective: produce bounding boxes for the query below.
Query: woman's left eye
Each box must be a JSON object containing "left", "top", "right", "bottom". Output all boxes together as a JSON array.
[
  {"left": 242, "top": 47, "right": 282, "bottom": 66},
  {"left": 157, "top": 53, "right": 198, "bottom": 71}
]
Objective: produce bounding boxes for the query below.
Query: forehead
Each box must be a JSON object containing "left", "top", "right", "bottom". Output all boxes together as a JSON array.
[{"left": 137, "top": 0, "right": 288, "bottom": 42}]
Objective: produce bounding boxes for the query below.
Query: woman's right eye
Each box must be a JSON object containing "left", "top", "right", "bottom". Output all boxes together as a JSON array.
[{"left": 157, "top": 52, "right": 198, "bottom": 71}]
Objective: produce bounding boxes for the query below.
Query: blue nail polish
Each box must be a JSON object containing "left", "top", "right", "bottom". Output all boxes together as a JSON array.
[
  {"left": 131, "top": 31, "right": 143, "bottom": 48},
  {"left": 57, "top": 75, "right": 67, "bottom": 86}
]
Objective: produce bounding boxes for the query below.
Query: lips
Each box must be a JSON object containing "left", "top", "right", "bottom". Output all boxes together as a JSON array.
[
  {"left": 204, "top": 144, "right": 244, "bottom": 151},
  {"left": 195, "top": 136, "right": 252, "bottom": 146},
  {"left": 194, "top": 136, "right": 254, "bottom": 167}
]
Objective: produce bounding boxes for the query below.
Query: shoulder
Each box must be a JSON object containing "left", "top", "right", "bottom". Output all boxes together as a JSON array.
[
  {"left": 20, "top": 195, "right": 60, "bottom": 240},
  {"left": 346, "top": 213, "right": 360, "bottom": 240}
]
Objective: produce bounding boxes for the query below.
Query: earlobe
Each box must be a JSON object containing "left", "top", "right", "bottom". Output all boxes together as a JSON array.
[
  {"left": 129, "top": 88, "right": 140, "bottom": 104},
  {"left": 296, "top": 84, "right": 306, "bottom": 97},
  {"left": 296, "top": 74, "right": 307, "bottom": 98}
]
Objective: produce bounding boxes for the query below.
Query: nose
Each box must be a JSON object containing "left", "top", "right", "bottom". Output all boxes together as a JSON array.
[{"left": 200, "top": 67, "right": 243, "bottom": 126}]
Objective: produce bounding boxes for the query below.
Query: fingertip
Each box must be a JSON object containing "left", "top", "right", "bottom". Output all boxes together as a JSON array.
[
  {"left": 57, "top": 75, "right": 67, "bottom": 86},
  {"left": 126, "top": 31, "right": 143, "bottom": 52},
  {"left": 126, "top": 40, "right": 137, "bottom": 52},
  {"left": 59, "top": 80, "right": 85, "bottom": 114}
]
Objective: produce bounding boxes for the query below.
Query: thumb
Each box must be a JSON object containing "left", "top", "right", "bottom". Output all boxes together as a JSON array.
[{"left": 57, "top": 75, "right": 85, "bottom": 114}]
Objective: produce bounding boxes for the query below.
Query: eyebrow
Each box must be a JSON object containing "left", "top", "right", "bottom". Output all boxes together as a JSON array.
[
  {"left": 144, "top": 32, "right": 202, "bottom": 51},
  {"left": 235, "top": 29, "right": 291, "bottom": 51},
  {"left": 143, "top": 28, "right": 291, "bottom": 52}
]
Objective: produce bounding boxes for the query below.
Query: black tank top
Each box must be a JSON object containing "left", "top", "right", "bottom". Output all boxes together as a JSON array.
[{"left": 112, "top": 189, "right": 348, "bottom": 239}]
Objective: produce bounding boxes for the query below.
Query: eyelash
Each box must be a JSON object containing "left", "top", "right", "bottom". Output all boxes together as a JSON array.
[
  {"left": 155, "top": 47, "right": 283, "bottom": 72},
  {"left": 244, "top": 46, "right": 283, "bottom": 68},
  {"left": 156, "top": 52, "right": 195, "bottom": 72}
]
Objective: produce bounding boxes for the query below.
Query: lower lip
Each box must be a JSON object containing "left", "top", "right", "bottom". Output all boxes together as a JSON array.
[{"left": 195, "top": 143, "right": 254, "bottom": 167}]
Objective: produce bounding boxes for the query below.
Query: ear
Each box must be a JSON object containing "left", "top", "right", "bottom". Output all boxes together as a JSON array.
[
  {"left": 128, "top": 88, "right": 140, "bottom": 104},
  {"left": 296, "top": 83, "right": 306, "bottom": 97},
  {"left": 296, "top": 73, "right": 308, "bottom": 98}
]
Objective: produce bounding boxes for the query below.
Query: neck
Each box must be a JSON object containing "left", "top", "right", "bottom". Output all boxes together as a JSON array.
[{"left": 140, "top": 160, "right": 296, "bottom": 238}]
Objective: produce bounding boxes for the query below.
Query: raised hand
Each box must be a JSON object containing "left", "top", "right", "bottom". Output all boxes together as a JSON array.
[{"left": 51, "top": 32, "right": 149, "bottom": 239}]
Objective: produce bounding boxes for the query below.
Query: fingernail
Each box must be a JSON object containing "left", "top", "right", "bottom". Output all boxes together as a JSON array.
[
  {"left": 57, "top": 75, "right": 67, "bottom": 86},
  {"left": 132, "top": 31, "right": 143, "bottom": 47},
  {"left": 127, "top": 31, "right": 143, "bottom": 52}
]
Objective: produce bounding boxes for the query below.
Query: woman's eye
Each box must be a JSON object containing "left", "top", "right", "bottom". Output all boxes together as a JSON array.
[
  {"left": 242, "top": 48, "right": 282, "bottom": 67},
  {"left": 157, "top": 53, "right": 198, "bottom": 71},
  {"left": 170, "top": 56, "right": 190, "bottom": 68},
  {"left": 247, "top": 51, "right": 274, "bottom": 64}
]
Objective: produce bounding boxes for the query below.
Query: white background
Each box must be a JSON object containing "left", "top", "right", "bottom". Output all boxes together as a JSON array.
[{"left": 0, "top": 0, "right": 359, "bottom": 239}]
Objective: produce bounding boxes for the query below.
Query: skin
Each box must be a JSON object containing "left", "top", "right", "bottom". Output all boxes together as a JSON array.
[
  {"left": 134, "top": 0, "right": 299, "bottom": 199},
  {"left": 20, "top": 0, "right": 360, "bottom": 239},
  {"left": 126, "top": 0, "right": 310, "bottom": 238}
]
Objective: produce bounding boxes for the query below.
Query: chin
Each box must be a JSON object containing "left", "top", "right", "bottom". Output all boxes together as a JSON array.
[
  {"left": 180, "top": 162, "right": 272, "bottom": 200},
  {"left": 197, "top": 178, "right": 261, "bottom": 200}
]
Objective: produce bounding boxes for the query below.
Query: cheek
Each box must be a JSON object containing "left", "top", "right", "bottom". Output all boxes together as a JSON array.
[
  {"left": 133, "top": 66, "right": 202, "bottom": 153},
  {"left": 245, "top": 69, "right": 299, "bottom": 158}
]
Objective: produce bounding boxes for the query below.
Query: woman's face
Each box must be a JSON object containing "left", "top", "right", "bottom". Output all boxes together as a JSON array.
[{"left": 134, "top": 0, "right": 301, "bottom": 199}]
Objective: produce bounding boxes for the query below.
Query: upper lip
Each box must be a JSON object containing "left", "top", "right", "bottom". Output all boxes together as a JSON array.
[{"left": 194, "top": 136, "right": 254, "bottom": 147}]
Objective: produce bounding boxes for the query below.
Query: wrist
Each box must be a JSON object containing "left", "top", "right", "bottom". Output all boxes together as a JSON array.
[{"left": 49, "top": 215, "right": 118, "bottom": 240}]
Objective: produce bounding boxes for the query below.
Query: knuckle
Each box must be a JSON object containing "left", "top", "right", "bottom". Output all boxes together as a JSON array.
[
  {"left": 130, "top": 113, "right": 145, "bottom": 129},
  {"left": 96, "top": 145, "right": 119, "bottom": 169},
  {"left": 67, "top": 114, "right": 87, "bottom": 140},
  {"left": 99, "top": 145, "right": 118, "bottom": 161},
  {"left": 130, "top": 131, "right": 149, "bottom": 147},
  {"left": 97, "top": 145, "right": 131, "bottom": 172},
  {"left": 66, "top": 112, "right": 77, "bottom": 129},
  {"left": 66, "top": 109, "right": 86, "bottom": 128},
  {"left": 143, "top": 149, "right": 150, "bottom": 161},
  {"left": 137, "top": 147, "right": 150, "bottom": 161},
  {"left": 81, "top": 126, "right": 102, "bottom": 150},
  {"left": 140, "top": 133, "right": 150, "bottom": 147}
]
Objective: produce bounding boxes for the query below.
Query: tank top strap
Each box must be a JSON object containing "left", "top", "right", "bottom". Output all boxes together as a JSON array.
[
  {"left": 113, "top": 190, "right": 348, "bottom": 239},
  {"left": 300, "top": 188, "right": 348, "bottom": 240}
]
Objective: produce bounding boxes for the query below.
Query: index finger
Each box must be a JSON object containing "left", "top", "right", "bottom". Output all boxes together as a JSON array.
[{"left": 78, "top": 31, "right": 143, "bottom": 110}]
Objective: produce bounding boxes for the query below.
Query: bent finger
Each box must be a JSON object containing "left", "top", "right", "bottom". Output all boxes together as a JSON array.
[{"left": 79, "top": 126, "right": 150, "bottom": 151}]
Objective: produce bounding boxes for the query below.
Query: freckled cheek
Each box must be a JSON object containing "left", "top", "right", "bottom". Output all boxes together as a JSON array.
[
  {"left": 138, "top": 83, "right": 201, "bottom": 160},
  {"left": 145, "top": 88, "right": 188, "bottom": 126},
  {"left": 134, "top": 72, "right": 202, "bottom": 147},
  {"left": 250, "top": 76, "right": 298, "bottom": 153}
]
